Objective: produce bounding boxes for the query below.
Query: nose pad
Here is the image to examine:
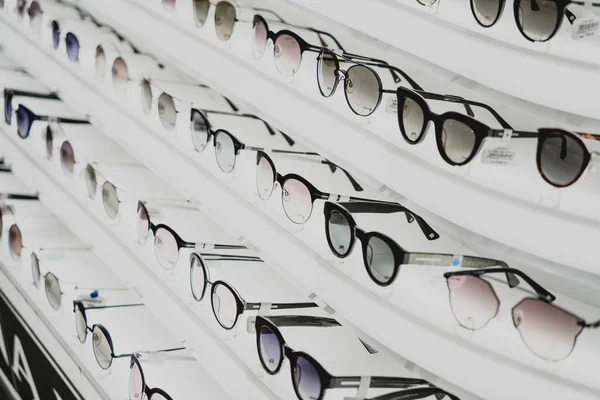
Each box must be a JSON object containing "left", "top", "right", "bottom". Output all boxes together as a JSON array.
[
  {"left": 282, "top": 188, "right": 291, "bottom": 202},
  {"left": 345, "top": 78, "right": 355, "bottom": 94},
  {"left": 513, "top": 308, "right": 525, "bottom": 327},
  {"left": 273, "top": 44, "right": 281, "bottom": 57},
  {"left": 154, "top": 236, "right": 162, "bottom": 249}
]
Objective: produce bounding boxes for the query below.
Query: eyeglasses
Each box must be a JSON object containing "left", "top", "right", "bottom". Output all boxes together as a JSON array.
[
  {"left": 256, "top": 150, "right": 364, "bottom": 202},
  {"left": 191, "top": 0, "right": 285, "bottom": 42},
  {"left": 255, "top": 316, "right": 432, "bottom": 400},
  {"left": 11, "top": 103, "right": 89, "bottom": 140},
  {"left": 189, "top": 252, "right": 318, "bottom": 330},
  {"left": 320, "top": 202, "right": 527, "bottom": 287},
  {"left": 84, "top": 164, "right": 140, "bottom": 219},
  {"left": 136, "top": 201, "right": 248, "bottom": 269},
  {"left": 439, "top": 268, "right": 600, "bottom": 361},
  {"left": 72, "top": 300, "right": 144, "bottom": 343},
  {"left": 0, "top": 195, "right": 41, "bottom": 260},
  {"left": 129, "top": 354, "right": 173, "bottom": 400},
  {"left": 30, "top": 248, "right": 91, "bottom": 289},
  {"left": 470, "top": 0, "right": 600, "bottom": 42},
  {"left": 316, "top": 49, "right": 423, "bottom": 117},
  {"left": 4, "top": 89, "right": 60, "bottom": 125}
]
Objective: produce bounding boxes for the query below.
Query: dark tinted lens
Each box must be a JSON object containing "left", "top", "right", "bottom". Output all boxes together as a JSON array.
[
  {"left": 538, "top": 131, "right": 586, "bottom": 187},
  {"left": 214, "top": 1, "right": 236, "bottom": 41},
  {"left": 440, "top": 118, "right": 476, "bottom": 164},
  {"left": 471, "top": 0, "right": 503, "bottom": 26},
  {"left": 345, "top": 65, "right": 381, "bottom": 116},
  {"left": 193, "top": 0, "right": 210, "bottom": 26},
  {"left": 512, "top": 298, "right": 582, "bottom": 361},
  {"left": 317, "top": 50, "right": 338, "bottom": 97},
  {"left": 60, "top": 140, "right": 75, "bottom": 176},
  {"left": 327, "top": 210, "right": 352, "bottom": 256},
  {"left": 102, "top": 181, "right": 119, "bottom": 219},
  {"left": 258, "top": 324, "right": 281, "bottom": 373},
  {"left": 16, "top": 106, "right": 30, "bottom": 138},
  {"left": 44, "top": 272, "right": 62, "bottom": 310},
  {"left": 95, "top": 46, "right": 106, "bottom": 80},
  {"left": 16, "top": 0, "right": 25, "bottom": 15},
  {"left": 31, "top": 253, "right": 41, "bottom": 287},
  {"left": 399, "top": 96, "right": 426, "bottom": 143},
  {"left": 8, "top": 224, "right": 22, "bottom": 260},
  {"left": 65, "top": 33, "right": 80, "bottom": 62},
  {"left": 157, "top": 93, "right": 177, "bottom": 131},
  {"left": 293, "top": 356, "right": 321, "bottom": 400},
  {"left": 141, "top": 80, "right": 152, "bottom": 115},
  {"left": 189, "top": 255, "right": 207, "bottom": 301},
  {"left": 252, "top": 18, "right": 268, "bottom": 59},
  {"left": 85, "top": 165, "right": 97, "bottom": 199},
  {"left": 365, "top": 236, "right": 395, "bottom": 284},
  {"left": 447, "top": 275, "right": 498, "bottom": 330},
  {"left": 51, "top": 21, "right": 60, "bottom": 49},
  {"left": 112, "top": 58, "right": 129, "bottom": 97},
  {"left": 92, "top": 326, "right": 113, "bottom": 369},
  {"left": 214, "top": 131, "right": 236, "bottom": 173},
  {"left": 137, "top": 202, "right": 150, "bottom": 246},
  {"left": 516, "top": 0, "right": 559, "bottom": 42},
  {"left": 45, "top": 126, "right": 54, "bottom": 159},
  {"left": 27, "top": 1, "right": 41, "bottom": 20},
  {"left": 190, "top": 110, "right": 209, "bottom": 151}
]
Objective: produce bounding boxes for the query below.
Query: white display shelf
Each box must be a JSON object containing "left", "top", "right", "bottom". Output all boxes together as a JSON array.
[
  {"left": 57, "top": 0, "right": 600, "bottom": 279},
  {"left": 2, "top": 8, "right": 600, "bottom": 400}
]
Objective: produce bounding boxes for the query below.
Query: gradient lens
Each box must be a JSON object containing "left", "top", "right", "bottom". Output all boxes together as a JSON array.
[
  {"left": 4, "top": 93, "right": 13, "bottom": 124},
  {"left": 112, "top": 57, "right": 129, "bottom": 97},
  {"left": 95, "top": 45, "right": 106, "bottom": 80},
  {"left": 8, "top": 224, "right": 22, "bottom": 260},
  {"left": 60, "top": 140, "right": 76, "bottom": 176},
  {"left": 317, "top": 50, "right": 338, "bottom": 97},
  {"left": 154, "top": 227, "right": 179, "bottom": 269},
  {"left": 516, "top": 0, "right": 559, "bottom": 42},
  {"left": 190, "top": 255, "right": 207, "bottom": 301},
  {"left": 252, "top": 18, "right": 268, "bottom": 60},
  {"left": 538, "top": 131, "right": 585, "bottom": 187},
  {"left": 256, "top": 154, "right": 275, "bottom": 200},
  {"left": 281, "top": 178, "right": 312, "bottom": 224},
  {"left": 102, "top": 181, "right": 119, "bottom": 219},
  {"left": 447, "top": 275, "right": 499, "bottom": 330},
  {"left": 293, "top": 356, "right": 321, "bottom": 400},
  {"left": 327, "top": 210, "right": 352, "bottom": 256},
  {"left": 273, "top": 34, "right": 301, "bottom": 76},
  {"left": 512, "top": 298, "right": 582, "bottom": 361},
  {"left": 16, "top": 106, "right": 30, "bottom": 138},
  {"left": 365, "top": 236, "right": 395, "bottom": 284},
  {"left": 399, "top": 96, "right": 426, "bottom": 143},
  {"left": 51, "top": 21, "right": 60, "bottom": 49},
  {"left": 74, "top": 305, "right": 88, "bottom": 343},
  {"left": 129, "top": 357, "right": 144, "bottom": 400},
  {"left": 193, "top": 0, "right": 210, "bottom": 26},
  {"left": 214, "top": 1, "right": 236, "bottom": 41},
  {"left": 190, "top": 110, "right": 209, "bottom": 152},
  {"left": 85, "top": 165, "right": 98, "bottom": 199},
  {"left": 471, "top": 0, "right": 503, "bottom": 27},
  {"left": 136, "top": 202, "right": 150, "bottom": 246},
  {"left": 345, "top": 65, "right": 381, "bottom": 116},
  {"left": 214, "top": 131, "right": 236, "bottom": 173},
  {"left": 27, "top": 1, "right": 42, "bottom": 32},
  {"left": 211, "top": 282, "right": 238, "bottom": 329},
  {"left": 45, "top": 126, "right": 54, "bottom": 159},
  {"left": 44, "top": 272, "right": 62, "bottom": 310},
  {"left": 158, "top": 93, "right": 177, "bottom": 131},
  {"left": 92, "top": 326, "right": 113, "bottom": 369},
  {"left": 65, "top": 33, "right": 80, "bottom": 62},
  {"left": 258, "top": 324, "right": 282, "bottom": 373},
  {"left": 162, "top": 0, "right": 176, "bottom": 9},
  {"left": 440, "top": 118, "right": 476, "bottom": 164},
  {"left": 31, "top": 253, "right": 41, "bottom": 287},
  {"left": 141, "top": 80, "right": 153, "bottom": 115}
]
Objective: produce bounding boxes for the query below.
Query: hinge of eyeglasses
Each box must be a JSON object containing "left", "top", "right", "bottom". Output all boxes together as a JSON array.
[
  {"left": 247, "top": 302, "right": 271, "bottom": 334},
  {"left": 344, "top": 376, "right": 371, "bottom": 400},
  {"left": 328, "top": 194, "right": 350, "bottom": 202},
  {"left": 442, "top": 94, "right": 465, "bottom": 102}
]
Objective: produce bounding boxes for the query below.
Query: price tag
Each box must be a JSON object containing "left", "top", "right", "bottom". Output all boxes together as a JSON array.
[
  {"left": 385, "top": 97, "right": 397, "bottom": 114},
  {"left": 571, "top": 3, "right": 600, "bottom": 40},
  {"left": 481, "top": 147, "right": 516, "bottom": 165}
]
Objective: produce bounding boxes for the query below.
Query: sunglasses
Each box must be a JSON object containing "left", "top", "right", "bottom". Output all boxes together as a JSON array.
[
  {"left": 12, "top": 104, "right": 89, "bottom": 140},
  {"left": 136, "top": 201, "right": 248, "bottom": 270},
  {"left": 4, "top": 89, "right": 59, "bottom": 125},
  {"left": 255, "top": 316, "right": 432, "bottom": 400},
  {"left": 441, "top": 268, "right": 600, "bottom": 361},
  {"left": 188, "top": 252, "right": 317, "bottom": 330},
  {"left": 0, "top": 196, "right": 41, "bottom": 260},
  {"left": 30, "top": 248, "right": 91, "bottom": 289},
  {"left": 470, "top": 0, "right": 600, "bottom": 42},
  {"left": 129, "top": 354, "right": 173, "bottom": 400},
  {"left": 323, "top": 202, "right": 523, "bottom": 287}
]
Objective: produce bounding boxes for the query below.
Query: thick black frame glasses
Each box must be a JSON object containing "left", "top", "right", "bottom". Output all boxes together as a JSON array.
[
  {"left": 366, "top": 387, "right": 458, "bottom": 400},
  {"left": 255, "top": 316, "right": 432, "bottom": 400},
  {"left": 14, "top": 104, "right": 90, "bottom": 139},
  {"left": 442, "top": 268, "right": 600, "bottom": 361},
  {"left": 470, "top": 0, "right": 600, "bottom": 42},
  {"left": 4, "top": 89, "right": 59, "bottom": 125},
  {"left": 136, "top": 202, "right": 248, "bottom": 270},
  {"left": 129, "top": 354, "right": 173, "bottom": 400},
  {"left": 189, "top": 254, "right": 318, "bottom": 330},
  {"left": 73, "top": 300, "right": 144, "bottom": 344},
  {"left": 322, "top": 202, "right": 529, "bottom": 287}
]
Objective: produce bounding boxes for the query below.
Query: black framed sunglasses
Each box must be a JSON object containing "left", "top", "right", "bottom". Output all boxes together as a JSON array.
[
  {"left": 4, "top": 88, "right": 60, "bottom": 125},
  {"left": 73, "top": 300, "right": 144, "bottom": 344},
  {"left": 441, "top": 268, "right": 600, "bottom": 361},
  {"left": 13, "top": 104, "right": 89, "bottom": 140},
  {"left": 470, "top": 0, "right": 600, "bottom": 42},
  {"left": 255, "top": 316, "right": 432, "bottom": 400},
  {"left": 129, "top": 354, "right": 173, "bottom": 400},
  {"left": 189, "top": 253, "right": 318, "bottom": 330},
  {"left": 136, "top": 201, "right": 248, "bottom": 270},
  {"left": 322, "top": 202, "right": 528, "bottom": 287}
]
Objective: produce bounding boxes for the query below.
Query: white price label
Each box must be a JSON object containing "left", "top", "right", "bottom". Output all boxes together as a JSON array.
[
  {"left": 481, "top": 147, "right": 515, "bottom": 165},
  {"left": 385, "top": 97, "right": 397, "bottom": 114},
  {"left": 572, "top": 16, "right": 600, "bottom": 40}
]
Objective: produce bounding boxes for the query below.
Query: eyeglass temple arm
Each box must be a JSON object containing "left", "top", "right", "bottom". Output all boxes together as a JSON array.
[
  {"left": 579, "top": 320, "right": 600, "bottom": 328},
  {"left": 337, "top": 201, "right": 440, "bottom": 241},
  {"left": 404, "top": 253, "right": 520, "bottom": 287},
  {"left": 4, "top": 89, "right": 60, "bottom": 100},
  {"left": 342, "top": 53, "right": 422, "bottom": 90},
  {"left": 38, "top": 116, "right": 91, "bottom": 125},
  {"left": 184, "top": 242, "right": 248, "bottom": 250},
  {"left": 415, "top": 90, "right": 511, "bottom": 129},
  {"left": 252, "top": 8, "right": 287, "bottom": 23},
  {"left": 366, "top": 387, "right": 458, "bottom": 400},
  {"left": 116, "top": 347, "right": 194, "bottom": 361},
  {"left": 199, "top": 253, "right": 263, "bottom": 262},
  {"left": 444, "top": 267, "right": 556, "bottom": 302},
  {"left": 80, "top": 303, "right": 145, "bottom": 311},
  {"left": 245, "top": 302, "right": 319, "bottom": 311},
  {"left": 264, "top": 315, "right": 340, "bottom": 327},
  {"left": 564, "top": 3, "right": 600, "bottom": 24},
  {"left": 330, "top": 376, "right": 430, "bottom": 389},
  {"left": 2, "top": 193, "right": 39, "bottom": 200}
]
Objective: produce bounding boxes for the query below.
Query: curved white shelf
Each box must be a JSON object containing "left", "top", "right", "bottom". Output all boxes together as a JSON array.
[
  {"left": 2, "top": 7, "right": 600, "bottom": 400},
  {"left": 59, "top": 0, "right": 600, "bottom": 279}
]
